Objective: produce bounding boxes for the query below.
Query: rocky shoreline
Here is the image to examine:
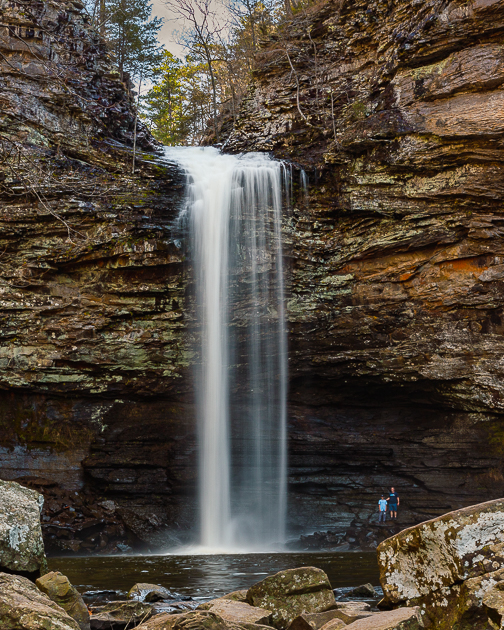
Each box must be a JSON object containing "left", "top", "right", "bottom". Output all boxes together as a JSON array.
[{"left": 4, "top": 478, "right": 504, "bottom": 630}]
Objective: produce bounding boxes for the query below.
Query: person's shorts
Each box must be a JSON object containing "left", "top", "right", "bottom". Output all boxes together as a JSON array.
[{"left": 389, "top": 504, "right": 398, "bottom": 511}]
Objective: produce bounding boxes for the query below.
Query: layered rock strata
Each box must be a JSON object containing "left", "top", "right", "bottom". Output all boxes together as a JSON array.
[
  {"left": 4, "top": 0, "right": 504, "bottom": 551},
  {"left": 227, "top": 0, "right": 504, "bottom": 540},
  {"left": 0, "top": 0, "right": 192, "bottom": 552}
]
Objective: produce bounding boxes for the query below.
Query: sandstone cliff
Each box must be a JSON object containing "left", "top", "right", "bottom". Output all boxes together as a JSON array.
[
  {"left": 228, "top": 0, "right": 504, "bottom": 545},
  {"left": 0, "top": 0, "right": 193, "bottom": 552}
]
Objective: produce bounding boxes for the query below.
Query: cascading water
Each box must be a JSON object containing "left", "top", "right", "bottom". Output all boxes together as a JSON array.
[{"left": 164, "top": 146, "right": 288, "bottom": 551}]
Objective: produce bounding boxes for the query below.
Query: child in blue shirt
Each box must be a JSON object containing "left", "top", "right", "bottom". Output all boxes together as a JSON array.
[{"left": 378, "top": 495, "right": 388, "bottom": 523}]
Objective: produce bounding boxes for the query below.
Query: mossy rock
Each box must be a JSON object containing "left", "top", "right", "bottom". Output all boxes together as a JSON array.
[
  {"left": 0, "top": 480, "right": 47, "bottom": 577},
  {"left": 36, "top": 571, "right": 90, "bottom": 630},
  {"left": 0, "top": 572, "right": 79, "bottom": 630},
  {"left": 246, "top": 567, "right": 335, "bottom": 629}
]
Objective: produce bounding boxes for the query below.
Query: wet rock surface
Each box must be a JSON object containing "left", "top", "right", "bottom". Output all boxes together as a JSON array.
[{"left": 128, "top": 584, "right": 179, "bottom": 603}]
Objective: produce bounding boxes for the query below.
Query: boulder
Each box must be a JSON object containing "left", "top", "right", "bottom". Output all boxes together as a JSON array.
[
  {"left": 0, "top": 479, "right": 47, "bottom": 577},
  {"left": 377, "top": 498, "right": 504, "bottom": 606},
  {"left": 286, "top": 610, "right": 347, "bottom": 630},
  {"left": 0, "top": 572, "right": 80, "bottom": 630},
  {"left": 90, "top": 601, "right": 152, "bottom": 629},
  {"left": 377, "top": 499, "right": 504, "bottom": 628},
  {"left": 419, "top": 565, "right": 504, "bottom": 629},
  {"left": 127, "top": 583, "right": 176, "bottom": 602},
  {"left": 36, "top": 571, "right": 90, "bottom": 630},
  {"left": 341, "top": 607, "right": 423, "bottom": 629},
  {"left": 247, "top": 567, "right": 336, "bottom": 629},
  {"left": 327, "top": 609, "right": 375, "bottom": 625},
  {"left": 348, "top": 585, "right": 378, "bottom": 598},
  {"left": 204, "top": 600, "right": 271, "bottom": 625},
  {"left": 222, "top": 590, "right": 249, "bottom": 603}
]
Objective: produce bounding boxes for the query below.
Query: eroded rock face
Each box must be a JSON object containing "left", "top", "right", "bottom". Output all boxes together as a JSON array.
[
  {"left": 0, "top": 0, "right": 193, "bottom": 553},
  {"left": 0, "top": 480, "right": 46, "bottom": 577}
]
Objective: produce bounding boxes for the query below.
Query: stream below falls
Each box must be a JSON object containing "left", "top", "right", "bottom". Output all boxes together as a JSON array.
[{"left": 48, "top": 552, "right": 379, "bottom": 600}]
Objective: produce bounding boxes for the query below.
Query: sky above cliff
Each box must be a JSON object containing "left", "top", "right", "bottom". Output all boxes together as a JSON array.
[
  {"left": 151, "top": 0, "right": 185, "bottom": 57},
  {"left": 150, "top": 0, "right": 230, "bottom": 59}
]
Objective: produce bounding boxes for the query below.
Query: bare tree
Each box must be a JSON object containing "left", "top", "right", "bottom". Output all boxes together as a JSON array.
[{"left": 164, "top": 0, "right": 227, "bottom": 141}]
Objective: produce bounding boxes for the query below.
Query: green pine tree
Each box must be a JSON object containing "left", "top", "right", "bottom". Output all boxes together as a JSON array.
[
  {"left": 105, "top": 0, "right": 164, "bottom": 83},
  {"left": 143, "top": 51, "right": 213, "bottom": 145}
]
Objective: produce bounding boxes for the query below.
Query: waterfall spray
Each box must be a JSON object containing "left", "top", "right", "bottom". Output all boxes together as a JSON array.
[{"left": 165, "top": 146, "right": 288, "bottom": 551}]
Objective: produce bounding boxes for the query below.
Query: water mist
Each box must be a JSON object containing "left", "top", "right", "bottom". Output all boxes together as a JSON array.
[{"left": 165, "top": 146, "right": 288, "bottom": 551}]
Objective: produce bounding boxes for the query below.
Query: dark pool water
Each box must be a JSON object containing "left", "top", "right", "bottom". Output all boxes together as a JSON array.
[{"left": 49, "top": 552, "right": 379, "bottom": 600}]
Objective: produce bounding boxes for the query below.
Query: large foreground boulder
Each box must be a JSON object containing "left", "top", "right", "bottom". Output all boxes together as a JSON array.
[
  {"left": 36, "top": 571, "right": 90, "bottom": 630},
  {"left": 377, "top": 498, "right": 504, "bottom": 628},
  {"left": 0, "top": 479, "right": 47, "bottom": 577},
  {"left": 246, "top": 567, "right": 336, "bottom": 629},
  {"left": 0, "top": 572, "right": 79, "bottom": 630}
]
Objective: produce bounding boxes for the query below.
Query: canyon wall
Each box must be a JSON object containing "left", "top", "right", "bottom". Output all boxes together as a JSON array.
[
  {"left": 0, "top": 0, "right": 196, "bottom": 552},
  {"left": 2, "top": 0, "right": 504, "bottom": 553},
  {"left": 228, "top": 0, "right": 504, "bottom": 546}
]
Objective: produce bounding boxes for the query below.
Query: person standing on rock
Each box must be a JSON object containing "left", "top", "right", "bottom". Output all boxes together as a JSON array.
[
  {"left": 388, "top": 487, "right": 399, "bottom": 520},
  {"left": 378, "top": 495, "right": 388, "bottom": 523}
]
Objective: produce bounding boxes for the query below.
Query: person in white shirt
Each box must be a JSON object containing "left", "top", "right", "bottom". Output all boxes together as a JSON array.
[{"left": 378, "top": 495, "right": 388, "bottom": 523}]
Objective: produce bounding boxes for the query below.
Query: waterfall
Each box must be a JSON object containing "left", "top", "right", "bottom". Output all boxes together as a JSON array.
[{"left": 164, "top": 146, "right": 287, "bottom": 551}]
